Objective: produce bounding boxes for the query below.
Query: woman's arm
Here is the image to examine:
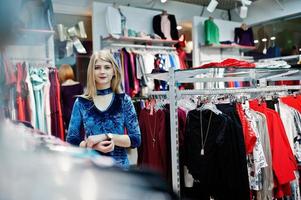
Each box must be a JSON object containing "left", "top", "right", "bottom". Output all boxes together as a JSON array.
[
  {"left": 66, "top": 98, "right": 84, "bottom": 146},
  {"left": 123, "top": 95, "right": 141, "bottom": 148}
]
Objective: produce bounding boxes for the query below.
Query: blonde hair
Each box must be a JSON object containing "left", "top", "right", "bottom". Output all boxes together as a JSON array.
[
  {"left": 84, "top": 50, "right": 122, "bottom": 99},
  {"left": 58, "top": 64, "right": 75, "bottom": 84}
]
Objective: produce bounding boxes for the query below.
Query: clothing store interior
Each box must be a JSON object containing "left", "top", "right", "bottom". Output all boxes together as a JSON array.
[{"left": 2, "top": 0, "right": 301, "bottom": 199}]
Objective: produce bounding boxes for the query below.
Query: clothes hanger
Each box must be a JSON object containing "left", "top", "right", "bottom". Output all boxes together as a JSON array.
[{"left": 197, "top": 96, "right": 222, "bottom": 115}]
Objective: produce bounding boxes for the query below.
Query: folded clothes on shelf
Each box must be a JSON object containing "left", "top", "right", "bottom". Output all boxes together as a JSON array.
[{"left": 255, "top": 60, "right": 291, "bottom": 69}]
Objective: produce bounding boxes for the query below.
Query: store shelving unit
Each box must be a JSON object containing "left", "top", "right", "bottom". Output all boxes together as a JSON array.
[
  {"left": 100, "top": 35, "right": 178, "bottom": 50},
  {"left": 199, "top": 43, "right": 256, "bottom": 51}
]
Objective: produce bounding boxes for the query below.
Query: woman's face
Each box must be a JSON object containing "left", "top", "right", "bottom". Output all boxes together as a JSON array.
[{"left": 94, "top": 60, "right": 114, "bottom": 89}]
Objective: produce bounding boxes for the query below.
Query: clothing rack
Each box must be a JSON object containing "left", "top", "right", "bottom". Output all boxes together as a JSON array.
[{"left": 147, "top": 67, "right": 301, "bottom": 196}]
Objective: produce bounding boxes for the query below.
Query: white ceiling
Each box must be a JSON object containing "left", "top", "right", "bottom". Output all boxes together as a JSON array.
[{"left": 52, "top": 0, "right": 255, "bottom": 16}]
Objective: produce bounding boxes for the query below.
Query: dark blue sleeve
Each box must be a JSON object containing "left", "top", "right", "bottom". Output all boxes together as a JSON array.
[
  {"left": 66, "top": 98, "right": 83, "bottom": 146},
  {"left": 123, "top": 95, "right": 141, "bottom": 148}
]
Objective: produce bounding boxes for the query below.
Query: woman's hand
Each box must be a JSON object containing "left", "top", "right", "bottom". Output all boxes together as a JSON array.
[
  {"left": 79, "top": 140, "right": 87, "bottom": 148},
  {"left": 86, "top": 135, "right": 106, "bottom": 148},
  {"left": 93, "top": 140, "right": 115, "bottom": 153}
]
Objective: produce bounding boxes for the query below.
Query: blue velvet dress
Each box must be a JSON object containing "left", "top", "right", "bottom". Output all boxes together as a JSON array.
[{"left": 67, "top": 93, "right": 141, "bottom": 168}]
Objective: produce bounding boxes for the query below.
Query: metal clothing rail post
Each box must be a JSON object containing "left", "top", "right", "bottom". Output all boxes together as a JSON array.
[{"left": 168, "top": 68, "right": 181, "bottom": 196}]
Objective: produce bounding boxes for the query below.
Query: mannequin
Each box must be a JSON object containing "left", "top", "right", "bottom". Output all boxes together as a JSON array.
[
  {"left": 152, "top": 10, "right": 179, "bottom": 40},
  {"left": 234, "top": 23, "right": 255, "bottom": 46}
]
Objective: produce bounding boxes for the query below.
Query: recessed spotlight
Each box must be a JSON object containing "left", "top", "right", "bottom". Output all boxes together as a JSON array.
[
  {"left": 161, "top": 0, "right": 167, "bottom": 3},
  {"left": 262, "top": 38, "right": 267, "bottom": 42},
  {"left": 254, "top": 40, "right": 259, "bottom": 44},
  {"left": 270, "top": 36, "right": 276, "bottom": 40}
]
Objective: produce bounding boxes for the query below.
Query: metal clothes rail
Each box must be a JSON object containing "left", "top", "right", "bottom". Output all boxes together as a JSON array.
[{"left": 147, "top": 68, "right": 301, "bottom": 196}]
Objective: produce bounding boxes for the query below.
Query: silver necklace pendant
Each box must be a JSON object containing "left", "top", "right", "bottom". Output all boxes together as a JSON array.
[{"left": 200, "top": 148, "right": 204, "bottom": 156}]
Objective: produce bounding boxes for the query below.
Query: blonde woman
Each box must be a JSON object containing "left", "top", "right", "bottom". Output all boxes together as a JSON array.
[{"left": 67, "top": 50, "right": 141, "bottom": 168}]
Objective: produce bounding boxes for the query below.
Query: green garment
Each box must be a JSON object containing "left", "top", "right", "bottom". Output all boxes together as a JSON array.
[
  {"left": 30, "top": 67, "right": 48, "bottom": 133},
  {"left": 204, "top": 19, "right": 220, "bottom": 45}
]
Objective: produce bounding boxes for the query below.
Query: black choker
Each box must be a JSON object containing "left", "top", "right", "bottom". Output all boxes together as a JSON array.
[{"left": 97, "top": 88, "right": 113, "bottom": 95}]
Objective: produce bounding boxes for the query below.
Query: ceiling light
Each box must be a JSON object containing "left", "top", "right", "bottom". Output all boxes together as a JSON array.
[
  {"left": 161, "top": 0, "right": 167, "bottom": 3},
  {"left": 262, "top": 38, "right": 267, "bottom": 42},
  {"left": 176, "top": 25, "right": 182, "bottom": 30},
  {"left": 270, "top": 36, "right": 276, "bottom": 40},
  {"left": 207, "top": 0, "right": 218, "bottom": 13},
  {"left": 240, "top": 5, "right": 248, "bottom": 18},
  {"left": 299, "top": 48, "right": 301, "bottom": 52},
  {"left": 254, "top": 40, "right": 259, "bottom": 44}
]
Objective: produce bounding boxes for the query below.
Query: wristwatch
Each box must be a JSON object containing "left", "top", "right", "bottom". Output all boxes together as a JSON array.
[{"left": 105, "top": 133, "right": 113, "bottom": 141}]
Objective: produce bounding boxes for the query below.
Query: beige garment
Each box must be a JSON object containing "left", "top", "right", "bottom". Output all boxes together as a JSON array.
[{"left": 251, "top": 110, "right": 274, "bottom": 200}]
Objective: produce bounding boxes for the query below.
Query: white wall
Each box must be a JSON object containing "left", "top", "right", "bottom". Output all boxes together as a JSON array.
[
  {"left": 192, "top": 16, "right": 241, "bottom": 66},
  {"left": 230, "top": 0, "right": 301, "bottom": 25},
  {"left": 92, "top": 2, "right": 160, "bottom": 51},
  {"left": 92, "top": 1, "right": 233, "bottom": 51}
]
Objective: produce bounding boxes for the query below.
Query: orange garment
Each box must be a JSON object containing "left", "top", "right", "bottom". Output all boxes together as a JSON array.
[
  {"left": 54, "top": 69, "right": 64, "bottom": 141},
  {"left": 16, "top": 63, "right": 30, "bottom": 122}
]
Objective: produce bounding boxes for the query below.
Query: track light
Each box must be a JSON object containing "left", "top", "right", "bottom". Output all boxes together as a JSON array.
[
  {"left": 240, "top": 5, "right": 248, "bottom": 18},
  {"left": 207, "top": 0, "right": 218, "bottom": 13},
  {"left": 241, "top": 0, "right": 252, "bottom": 6}
]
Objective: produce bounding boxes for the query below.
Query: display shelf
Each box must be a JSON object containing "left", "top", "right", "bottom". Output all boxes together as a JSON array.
[
  {"left": 101, "top": 35, "right": 178, "bottom": 46},
  {"left": 9, "top": 29, "right": 55, "bottom": 46},
  {"left": 146, "top": 67, "right": 301, "bottom": 82},
  {"left": 200, "top": 43, "right": 256, "bottom": 52},
  {"left": 19, "top": 28, "right": 55, "bottom": 35}
]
